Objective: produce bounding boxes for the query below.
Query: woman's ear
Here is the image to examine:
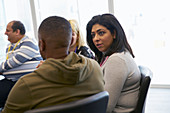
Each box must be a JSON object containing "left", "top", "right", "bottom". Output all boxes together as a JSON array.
[{"left": 112, "top": 30, "right": 116, "bottom": 39}]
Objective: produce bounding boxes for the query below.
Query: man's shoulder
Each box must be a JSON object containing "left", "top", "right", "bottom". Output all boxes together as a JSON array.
[
  {"left": 20, "top": 72, "right": 37, "bottom": 81},
  {"left": 21, "top": 36, "right": 37, "bottom": 44}
]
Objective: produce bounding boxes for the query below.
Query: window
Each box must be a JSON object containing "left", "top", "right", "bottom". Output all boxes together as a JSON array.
[
  {"left": 34, "top": 0, "right": 109, "bottom": 39},
  {"left": 4, "top": 0, "right": 34, "bottom": 37},
  {"left": 114, "top": 0, "right": 170, "bottom": 85},
  {"left": 0, "top": 0, "right": 35, "bottom": 62},
  {"left": 0, "top": 0, "right": 108, "bottom": 62},
  {"left": 0, "top": 0, "right": 7, "bottom": 61},
  {"left": 34, "top": 0, "right": 80, "bottom": 27}
]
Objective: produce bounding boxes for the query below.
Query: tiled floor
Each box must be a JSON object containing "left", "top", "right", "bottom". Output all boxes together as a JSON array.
[{"left": 145, "top": 87, "right": 170, "bottom": 113}]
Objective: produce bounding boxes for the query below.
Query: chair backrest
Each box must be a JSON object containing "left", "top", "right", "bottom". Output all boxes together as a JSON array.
[
  {"left": 131, "top": 65, "right": 153, "bottom": 113},
  {"left": 24, "top": 91, "right": 109, "bottom": 113}
]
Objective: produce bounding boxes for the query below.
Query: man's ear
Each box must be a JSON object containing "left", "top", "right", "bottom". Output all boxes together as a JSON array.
[
  {"left": 39, "top": 39, "right": 45, "bottom": 52},
  {"left": 15, "top": 29, "right": 20, "bottom": 35}
]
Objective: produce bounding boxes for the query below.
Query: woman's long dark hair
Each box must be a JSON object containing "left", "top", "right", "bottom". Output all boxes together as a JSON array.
[{"left": 86, "top": 13, "right": 134, "bottom": 63}]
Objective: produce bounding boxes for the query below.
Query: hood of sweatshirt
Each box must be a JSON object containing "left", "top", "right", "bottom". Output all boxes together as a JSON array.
[{"left": 35, "top": 52, "right": 95, "bottom": 85}]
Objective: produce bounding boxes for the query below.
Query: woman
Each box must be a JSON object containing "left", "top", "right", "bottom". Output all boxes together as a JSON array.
[
  {"left": 86, "top": 13, "right": 141, "bottom": 113},
  {"left": 69, "top": 19, "right": 94, "bottom": 59}
]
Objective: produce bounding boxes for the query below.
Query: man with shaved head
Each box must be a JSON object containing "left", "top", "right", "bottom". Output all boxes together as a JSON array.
[{"left": 1, "top": 16, "right": 104, "bottom": 113}]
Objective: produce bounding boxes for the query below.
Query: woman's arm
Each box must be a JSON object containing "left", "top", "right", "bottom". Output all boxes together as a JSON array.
[{"left": 104, "top": 56, "right": 128, "bottom": 113}]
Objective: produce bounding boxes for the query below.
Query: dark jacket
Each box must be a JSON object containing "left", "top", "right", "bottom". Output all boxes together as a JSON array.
[{"left": 76, "top": 46, "right": 94, "bottom": 59}]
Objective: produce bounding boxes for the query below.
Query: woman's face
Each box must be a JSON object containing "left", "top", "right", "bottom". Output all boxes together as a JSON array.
[
  {"left": 91, "top": 24, "right": 115, "bottom": 52},
  {"left": 70, "top": 31, "right": 78, "bottom": 47}
]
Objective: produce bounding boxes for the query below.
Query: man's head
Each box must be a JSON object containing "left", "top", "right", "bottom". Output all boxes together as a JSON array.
[
  {"left": 5, "top": 21, "right": 25, "bottom": 43},
  {"left": 38, "top": 16, "right": 72, "bottom": 60}
]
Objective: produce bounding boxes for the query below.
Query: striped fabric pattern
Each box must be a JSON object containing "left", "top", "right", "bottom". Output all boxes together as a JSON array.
[{"left": 0, "top": 36, "right": 43, "bottom": 81}]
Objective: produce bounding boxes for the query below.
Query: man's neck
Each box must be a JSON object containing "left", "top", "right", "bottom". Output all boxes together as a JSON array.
[
  {"left": 46, "top": 47, "right": 69, "bottom": 60},
  {"left": 12, "top": 35, "right": 25, "bottom": 44},
  {"left": 19, "top": 34, "right": 25, "bottom": 40}
]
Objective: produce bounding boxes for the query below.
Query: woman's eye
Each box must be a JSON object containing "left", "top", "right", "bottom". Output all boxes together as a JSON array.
[
  {"left": 91, "top": 34, "right": 95, "bottom": 38},
  {"left": 72, "top": 32, "right": 76, "bottom": 36},
  {"left": 98, "top": 31, "right": 105, "bottom": 36}
]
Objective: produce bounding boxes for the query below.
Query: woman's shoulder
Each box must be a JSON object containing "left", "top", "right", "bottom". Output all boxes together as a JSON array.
[
  {"left": 109, "top": 51, "right": 132, "bottom": 59},
  {"left": 105, "top": 51, "right": 134, "bottom": 66}
]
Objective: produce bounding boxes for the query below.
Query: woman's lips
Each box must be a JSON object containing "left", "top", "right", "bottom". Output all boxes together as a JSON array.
[{"left": 96, "top": 43, "right": 103, "bottom": 48}]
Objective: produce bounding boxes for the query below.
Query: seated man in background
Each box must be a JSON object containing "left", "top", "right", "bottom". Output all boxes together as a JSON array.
[
  {"left": 0, "top": 20, "right": 42, "bottom": 107},
  {"left": 1, "top": 16, "right": 104, "bottom": 113}
]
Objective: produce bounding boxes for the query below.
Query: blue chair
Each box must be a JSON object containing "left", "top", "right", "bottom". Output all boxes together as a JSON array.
[{"left": 24, "top": 91, "right": 109, "bottom": 113}]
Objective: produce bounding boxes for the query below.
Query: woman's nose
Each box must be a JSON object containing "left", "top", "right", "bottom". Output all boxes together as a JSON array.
[{"left": 93, "top": 35, "right": 99, "bottom": 42}]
